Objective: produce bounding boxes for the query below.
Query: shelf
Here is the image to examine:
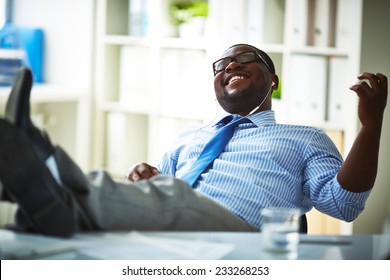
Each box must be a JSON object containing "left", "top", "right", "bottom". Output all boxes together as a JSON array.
[
  {"left": 255, "top": 43, "right": 286, "bottom": 53},
  {"left": 100, "top": 101, "right": 153, "bottom": 115},
  {"left": 104, "top": 35, "right": 153, "bottom": 46},
  {"left": 104, "top": 35, "right": 210, "bottom": 51},
  {"left": 0, "top": 83, "right": 90, "bottom": 103},
  {"left": 289, "top": 46, "right": 349, "bottom": 57},
  {"left": 159, "top": 37, "right": 209, "bottom": 50}
]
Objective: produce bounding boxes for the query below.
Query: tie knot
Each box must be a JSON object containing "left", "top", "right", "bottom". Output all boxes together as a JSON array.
[
  {"left": 220, "top": 115, "right": 242, "bottom": 124},
  {"left": 224, "top": 115, "right": 251, "bottom": 127}
]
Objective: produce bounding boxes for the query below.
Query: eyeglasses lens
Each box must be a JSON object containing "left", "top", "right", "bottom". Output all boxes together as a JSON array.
[{"left": 213, "top": 52, "right": 256, "bottom": 74}]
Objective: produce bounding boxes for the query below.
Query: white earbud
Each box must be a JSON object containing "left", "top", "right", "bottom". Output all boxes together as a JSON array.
[{"left": 246, "top": 82, "right": 275, "bottom": 116}]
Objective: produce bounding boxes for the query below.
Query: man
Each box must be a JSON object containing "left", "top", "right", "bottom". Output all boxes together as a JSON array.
[
  {"left": 127, "top": 43, "right": 388, "bottom": 229},
  {"left": 0, "top": 44, "right": 387, "bottom": 237}
]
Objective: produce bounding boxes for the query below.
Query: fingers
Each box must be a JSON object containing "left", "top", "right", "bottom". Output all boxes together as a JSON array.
[
  {"left": 350, "top": 72, "right": 388, "bottom": 99},
  {"left": 124, "top": 162, "right": 160, "bottom": 182},
  {"left": 349, "top": 72, "right": 388, "bottom": 127},
  {"left": 377, "top": 73, "right": 388, "bottom": 91}
]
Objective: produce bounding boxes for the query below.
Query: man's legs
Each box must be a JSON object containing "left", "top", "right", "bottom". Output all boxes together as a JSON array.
[{"left": 62, "top": 150, "right": 256, "bottom": 231}]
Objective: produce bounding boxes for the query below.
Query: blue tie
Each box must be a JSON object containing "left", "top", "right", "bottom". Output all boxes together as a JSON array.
[{"left": 182, "top": 115, "right": 251, "bottom": 187}]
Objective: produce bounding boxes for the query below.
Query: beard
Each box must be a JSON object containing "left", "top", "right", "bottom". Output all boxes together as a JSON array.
[{"left": 216, "top": 82, "right": 263, "bottom": 114}]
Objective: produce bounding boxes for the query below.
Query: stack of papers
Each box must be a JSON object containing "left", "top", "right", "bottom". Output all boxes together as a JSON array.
[
  {"left": 75, "top": 231, "right": 235, "bottom": 260},
  {"left": 0, "top": 229, "right": 74, "bottom": 259}
]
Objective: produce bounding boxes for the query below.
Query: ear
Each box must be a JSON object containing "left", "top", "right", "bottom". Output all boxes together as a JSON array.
[{"left": 271, "top": 75, "right": 279, "bottom": 90}]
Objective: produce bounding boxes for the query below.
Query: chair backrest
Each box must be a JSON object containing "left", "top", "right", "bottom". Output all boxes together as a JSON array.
[{"left": 299, "top": 214, "right": 308, "bottom": 234}]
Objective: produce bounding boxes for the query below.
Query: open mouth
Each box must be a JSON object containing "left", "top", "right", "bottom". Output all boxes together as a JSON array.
[{"left": 227, "top": 75, "right": 247, "bottom": 85}]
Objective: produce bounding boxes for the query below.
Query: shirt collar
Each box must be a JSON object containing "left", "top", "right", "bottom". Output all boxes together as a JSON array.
[
  {"left": 214, "top": 110, "right": 276, "bottom": 128},
  {"left": 247, "top": 110, "right": 276, "bottom": 127}
]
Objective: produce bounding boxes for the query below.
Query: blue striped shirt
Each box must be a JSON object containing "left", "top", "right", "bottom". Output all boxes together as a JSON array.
[{"left": 158, "top": 110, "right": 371, "bottom": 229}]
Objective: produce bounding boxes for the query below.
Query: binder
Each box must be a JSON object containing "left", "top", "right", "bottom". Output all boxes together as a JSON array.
[
  {"left": 221, "top": 0, "right": 246, "bottom": 43},
  {"left": 336, "top": 0, "right": 354, "bottom": 50},
  {"left": 0, "top": 25, "right": 44, "bottom": 85},
  {"left": 246, "top": 0, "right": 265, "bottom": 43},
  {"left": 291, "top": 0, "right": 309, "bottom": 46},
  {"left": 288, "top": 54, "right": 327, "bottom": 123},
  {"left": 128, "top": 0, "right": 151, "bottom": 37},
  {"left": 313, "top": 0, "right": 330, "bottom": 47},
  {"left": 307, "top": 0, "right": 337, "bottom": 47},
  {"left": 18, "top": 28, "right": 44, "bottom": 82},
  {"left": 327, "top": 57, "right": 349, "bottom": 122}
]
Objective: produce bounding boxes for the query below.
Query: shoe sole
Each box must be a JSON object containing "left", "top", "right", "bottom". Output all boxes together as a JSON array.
[{"left": 0, "top": 119, "right": 77, "bottom": 237}]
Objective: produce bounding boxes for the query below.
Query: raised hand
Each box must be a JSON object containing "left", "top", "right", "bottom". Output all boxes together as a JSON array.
[{"left": 349, "top": 72, "right": 388, "bottom": 128}]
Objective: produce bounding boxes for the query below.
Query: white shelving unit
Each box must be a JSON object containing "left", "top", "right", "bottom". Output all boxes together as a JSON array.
[{"left": 94, "top": 0, "right": 365, "bottom": 234}]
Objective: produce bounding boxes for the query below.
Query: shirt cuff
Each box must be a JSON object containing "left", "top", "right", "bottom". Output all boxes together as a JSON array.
[{"left": 333, "top": 177, "right": 372, "bottom": 205}]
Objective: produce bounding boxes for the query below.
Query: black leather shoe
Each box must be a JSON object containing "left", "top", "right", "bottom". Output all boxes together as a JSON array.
[
  {"left": 0, "top": 68, "right": 78, "bottom": 237},
  {"left": 5, "top": 67, "right": 54, "bottom": 162}
]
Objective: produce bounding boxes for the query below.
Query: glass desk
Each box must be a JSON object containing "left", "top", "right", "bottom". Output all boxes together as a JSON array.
[{"left": 1, "top": 229, "right": 389, "bottom": 260}]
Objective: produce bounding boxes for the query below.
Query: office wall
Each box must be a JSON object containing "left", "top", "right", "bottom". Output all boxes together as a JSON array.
[
  {"left": 11, "top": 0, "right": 94, "bottom": 86},
  {"left": 352, "top": 0, "right": 390, "bottom": 234}
]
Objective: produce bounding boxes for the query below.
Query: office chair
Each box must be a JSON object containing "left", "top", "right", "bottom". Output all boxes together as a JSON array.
[{"left": 299, "top": 214, "right": 308, "bottom": 234}]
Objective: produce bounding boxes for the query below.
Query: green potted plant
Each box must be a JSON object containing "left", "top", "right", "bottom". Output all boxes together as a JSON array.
[
  {"left": 170, "top": 1, "right": 208, "bottom": 38},
  {"left": 272, "top": 79, "right": 282, "bottom": 99}
]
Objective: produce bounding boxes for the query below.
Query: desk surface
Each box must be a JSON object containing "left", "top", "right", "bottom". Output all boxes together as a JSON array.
[{"left": 1, "top": 229, "right": 389, "bottom": 260}]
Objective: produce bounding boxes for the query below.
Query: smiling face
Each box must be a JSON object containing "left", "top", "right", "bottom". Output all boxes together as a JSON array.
[{"left": 213, "top": 45, "right": 278, "bottom": 116}]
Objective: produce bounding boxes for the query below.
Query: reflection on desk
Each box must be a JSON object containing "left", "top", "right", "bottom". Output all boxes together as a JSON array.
[{"left": 1, "top": 229, "right": 389, "bottom": 260}]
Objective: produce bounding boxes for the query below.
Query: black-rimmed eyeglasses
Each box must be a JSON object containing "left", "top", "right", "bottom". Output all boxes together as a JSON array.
[{"left": 212, "top": 51, "right": 272, "bottom": 76}]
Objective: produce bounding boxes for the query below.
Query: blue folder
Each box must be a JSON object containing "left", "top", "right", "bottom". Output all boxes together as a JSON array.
[{"left": 0, "top": 24, "right": 44, "bottom": 85}]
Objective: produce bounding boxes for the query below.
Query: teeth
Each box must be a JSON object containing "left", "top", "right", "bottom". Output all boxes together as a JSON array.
[{"left": 229, "top": 75, "right": 245, "bottom": 84}]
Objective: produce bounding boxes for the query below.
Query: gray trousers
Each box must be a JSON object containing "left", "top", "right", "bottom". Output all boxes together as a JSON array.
[{"left": 54, "top": 146, "right": 257, "bottom": 233}]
